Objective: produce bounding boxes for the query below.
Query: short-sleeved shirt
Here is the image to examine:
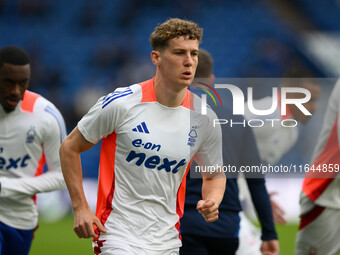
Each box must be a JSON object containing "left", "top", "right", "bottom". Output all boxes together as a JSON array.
[
  {"left": 244, "top": 95, "right": 298, "bottom": 165},
  {"left": 181, "top": 90, "right": 277, "bottom": 241},
  {"left": 78, "top": 78, "right": 223, "bottom": 250},
  {"left": 300, "top": 80, "right": 340, "bottom": 215}
]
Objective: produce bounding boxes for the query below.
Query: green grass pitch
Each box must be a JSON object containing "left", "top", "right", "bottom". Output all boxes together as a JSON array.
[
  {"left": 30, "top": 215, "right": 298, "bottom": 255},
  {"left": 30, "top": 215, "right": 92, "bottom": 255}
]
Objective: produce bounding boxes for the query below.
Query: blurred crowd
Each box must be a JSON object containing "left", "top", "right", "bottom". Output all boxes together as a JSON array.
[{"left": 2, "top": 0, "right": 338, "bottom": 178}]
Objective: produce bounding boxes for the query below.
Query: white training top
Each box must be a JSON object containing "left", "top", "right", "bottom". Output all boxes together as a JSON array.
[
  {"left": 0, "top": 90, "right": 67, "bottom": 229},
  {"left": 238, "top": 95, "right": 298, "bottom": 205},
  {"left": 300, "top": 80, "right": 340, "bottom": 215},
  {"left": 78, "top": 78, "right": 223, "bottom": 251},
  {"left": 244, "top": 95, "right": 298, "bottom": 165}
]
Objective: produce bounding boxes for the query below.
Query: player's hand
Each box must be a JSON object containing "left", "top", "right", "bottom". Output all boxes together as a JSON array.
[
  {"left": 196, "top": 199, "right": 219, "bottom": 223},
  {"left": 269, "top": 192, "right": 287, "bottom": 225},
  {"left": 73, "top": 207, "right": 107, "bottom": 239},
  {"left": 261, "top": 240, "right": 279, "bottom": 255}
]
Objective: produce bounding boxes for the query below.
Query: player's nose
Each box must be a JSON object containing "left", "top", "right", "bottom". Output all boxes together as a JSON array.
[
  {"left": 184, "top": 53, "right": 194, "bottom": 67},
  {"left": 11, "top": 84, "right": 22, "bottom": 95}
]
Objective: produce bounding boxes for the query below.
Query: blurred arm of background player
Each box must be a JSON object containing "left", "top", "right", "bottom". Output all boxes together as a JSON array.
[
  {"left": 242, "top": 68, "right": 320, "bottom": 225},
  {"left": 192, "top": 49, "right": 279, "bottom": 255},
  {"left": 269, "top": 192, "right": 286, "bottom": 224}
]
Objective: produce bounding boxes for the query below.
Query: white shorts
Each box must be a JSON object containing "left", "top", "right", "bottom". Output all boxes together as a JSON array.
[
  {"left": 93, "top": 240, "right": 179, "bottom": 255},
  {"left": 236, "top": 212, "right": 262, "bottom": 255},
  {"left": 296, "top": 206, "right": 340, "bottom": 255}
]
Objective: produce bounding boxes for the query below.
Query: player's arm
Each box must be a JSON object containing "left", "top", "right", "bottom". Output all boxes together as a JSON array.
[
  {"left": 194, "top": 105, "right": 225, "bottom": 222},
  {"left": 242, "top": 123, "right": 279, "bottom": 254},
  {"left": 0, "top": 107, "right": 66, "bottom": 197},
  {"left": 59, "top": 127, "right": 106, "bottom": 239},
  {"left": 197, "top": 169, "right": 226, "bottom": 222},
  {"left": 269, "top": 192, "right": 287, "bottom": 224},
  {"left": 247, "top": 178, "right": 279, "bottom": 254}
]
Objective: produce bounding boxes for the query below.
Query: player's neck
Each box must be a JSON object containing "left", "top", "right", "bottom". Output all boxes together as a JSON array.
[{"left": 154, "top": 75, "right": 187, "bottom": 107}]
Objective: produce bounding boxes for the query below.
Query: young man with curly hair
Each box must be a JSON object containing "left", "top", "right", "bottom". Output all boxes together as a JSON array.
[{"left": 60, "top": 18, "right": 226, "bottom": 255}]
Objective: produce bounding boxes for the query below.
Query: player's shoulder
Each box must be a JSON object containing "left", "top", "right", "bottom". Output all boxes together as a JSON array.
[
  {"left": 21, "top": 90, "right": 66, "bottom": 134},
  {"left": 98, "top": 83, "right": 143, "bottom": 112},
  {"left": 330, "top": 79, "right": 340, "bottom": 102},
  {"left": 244, "top": 96, "right": 279, "bottom": 120},
  {"left": 189, "top": 90, "right": 219, "bottom": 121},
  {"left": 99, "top": 78, "right": 159, "bottom": 112},
  {"left": 21, "top": 90, "right": 59, "bottom": 113},
  {"left": 245, "top": 96, "right": 274, "bottom": 111}
]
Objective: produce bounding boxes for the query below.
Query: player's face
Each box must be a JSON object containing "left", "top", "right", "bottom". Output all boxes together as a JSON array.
[
  {"left": 0, "top": 63, "right": 30, "bottom": 113},
  {"left": 156, "top": 36, "right": 199, "bottom": 88},
  {"left": 289, "top": 81, "right": 320, "bottom": 123}
]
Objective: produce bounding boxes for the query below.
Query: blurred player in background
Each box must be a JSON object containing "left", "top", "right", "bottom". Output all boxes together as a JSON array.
[
  {"left": 238, "top": 68, "right": 320, "bottom": 255},
  {"left": 180, "top": 49, "right": 279, "bottom": 255},
  {"left": 244, "top": 69, "right": 320, "bottom": 165},
  {"left": 296, "top": 79, "right": 340, "bottom": 255},
  {"left": 0, "top": 46, "right": 67, "bottom": 255},
  {"left": 59, "top": 18, "right": 226, "bottom": 255}
]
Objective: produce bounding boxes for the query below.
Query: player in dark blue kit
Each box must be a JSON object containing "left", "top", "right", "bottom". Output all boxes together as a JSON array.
[{"left": 180, "top": 49, "right": 279, "bottom": 255}]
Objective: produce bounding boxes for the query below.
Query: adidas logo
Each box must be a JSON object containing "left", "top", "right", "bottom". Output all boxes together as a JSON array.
[{"left": 132, "top": 122, "right": 150, "bottom": 134}]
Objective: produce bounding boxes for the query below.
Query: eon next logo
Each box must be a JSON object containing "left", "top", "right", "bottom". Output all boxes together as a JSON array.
[
  {"left": 125, "top": 139, "right": 187, "bottom": 174},
  {"left": 0, "top": 154, "right": 31, "bottom": 170}
]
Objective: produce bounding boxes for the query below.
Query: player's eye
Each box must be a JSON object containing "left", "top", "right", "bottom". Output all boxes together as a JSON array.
[
  {"left": 19, "top": 80, "right": 28, "bottom": 87},
  {"left": 4, "top": 80, "right": 13, "bottom": 86}
]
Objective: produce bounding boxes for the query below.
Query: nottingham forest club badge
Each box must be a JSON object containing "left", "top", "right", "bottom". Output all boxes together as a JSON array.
[
  {"left": 26, "top": 126, "right": 37, "bottom": 144},
  {"left": 187, "top": 126, "right": 198, "bottom": 147}
]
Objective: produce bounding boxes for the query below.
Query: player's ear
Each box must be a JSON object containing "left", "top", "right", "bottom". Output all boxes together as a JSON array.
[
  {"left": 151, "top": 50, "right": 161, "bottom": 66},
  {"left": 209, "top": 74, "right": 215, "bottom": 86}
]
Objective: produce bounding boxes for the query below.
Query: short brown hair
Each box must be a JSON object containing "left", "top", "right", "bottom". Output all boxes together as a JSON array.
[
  {"left": 150, "top": 18, "right": 203, "bottom": 51},
  {"left": 195, "top": 48, "right": 213, "bottom": 78},
  {"left": 282, "top": 67, "right": 318, "bottom": 87}
]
